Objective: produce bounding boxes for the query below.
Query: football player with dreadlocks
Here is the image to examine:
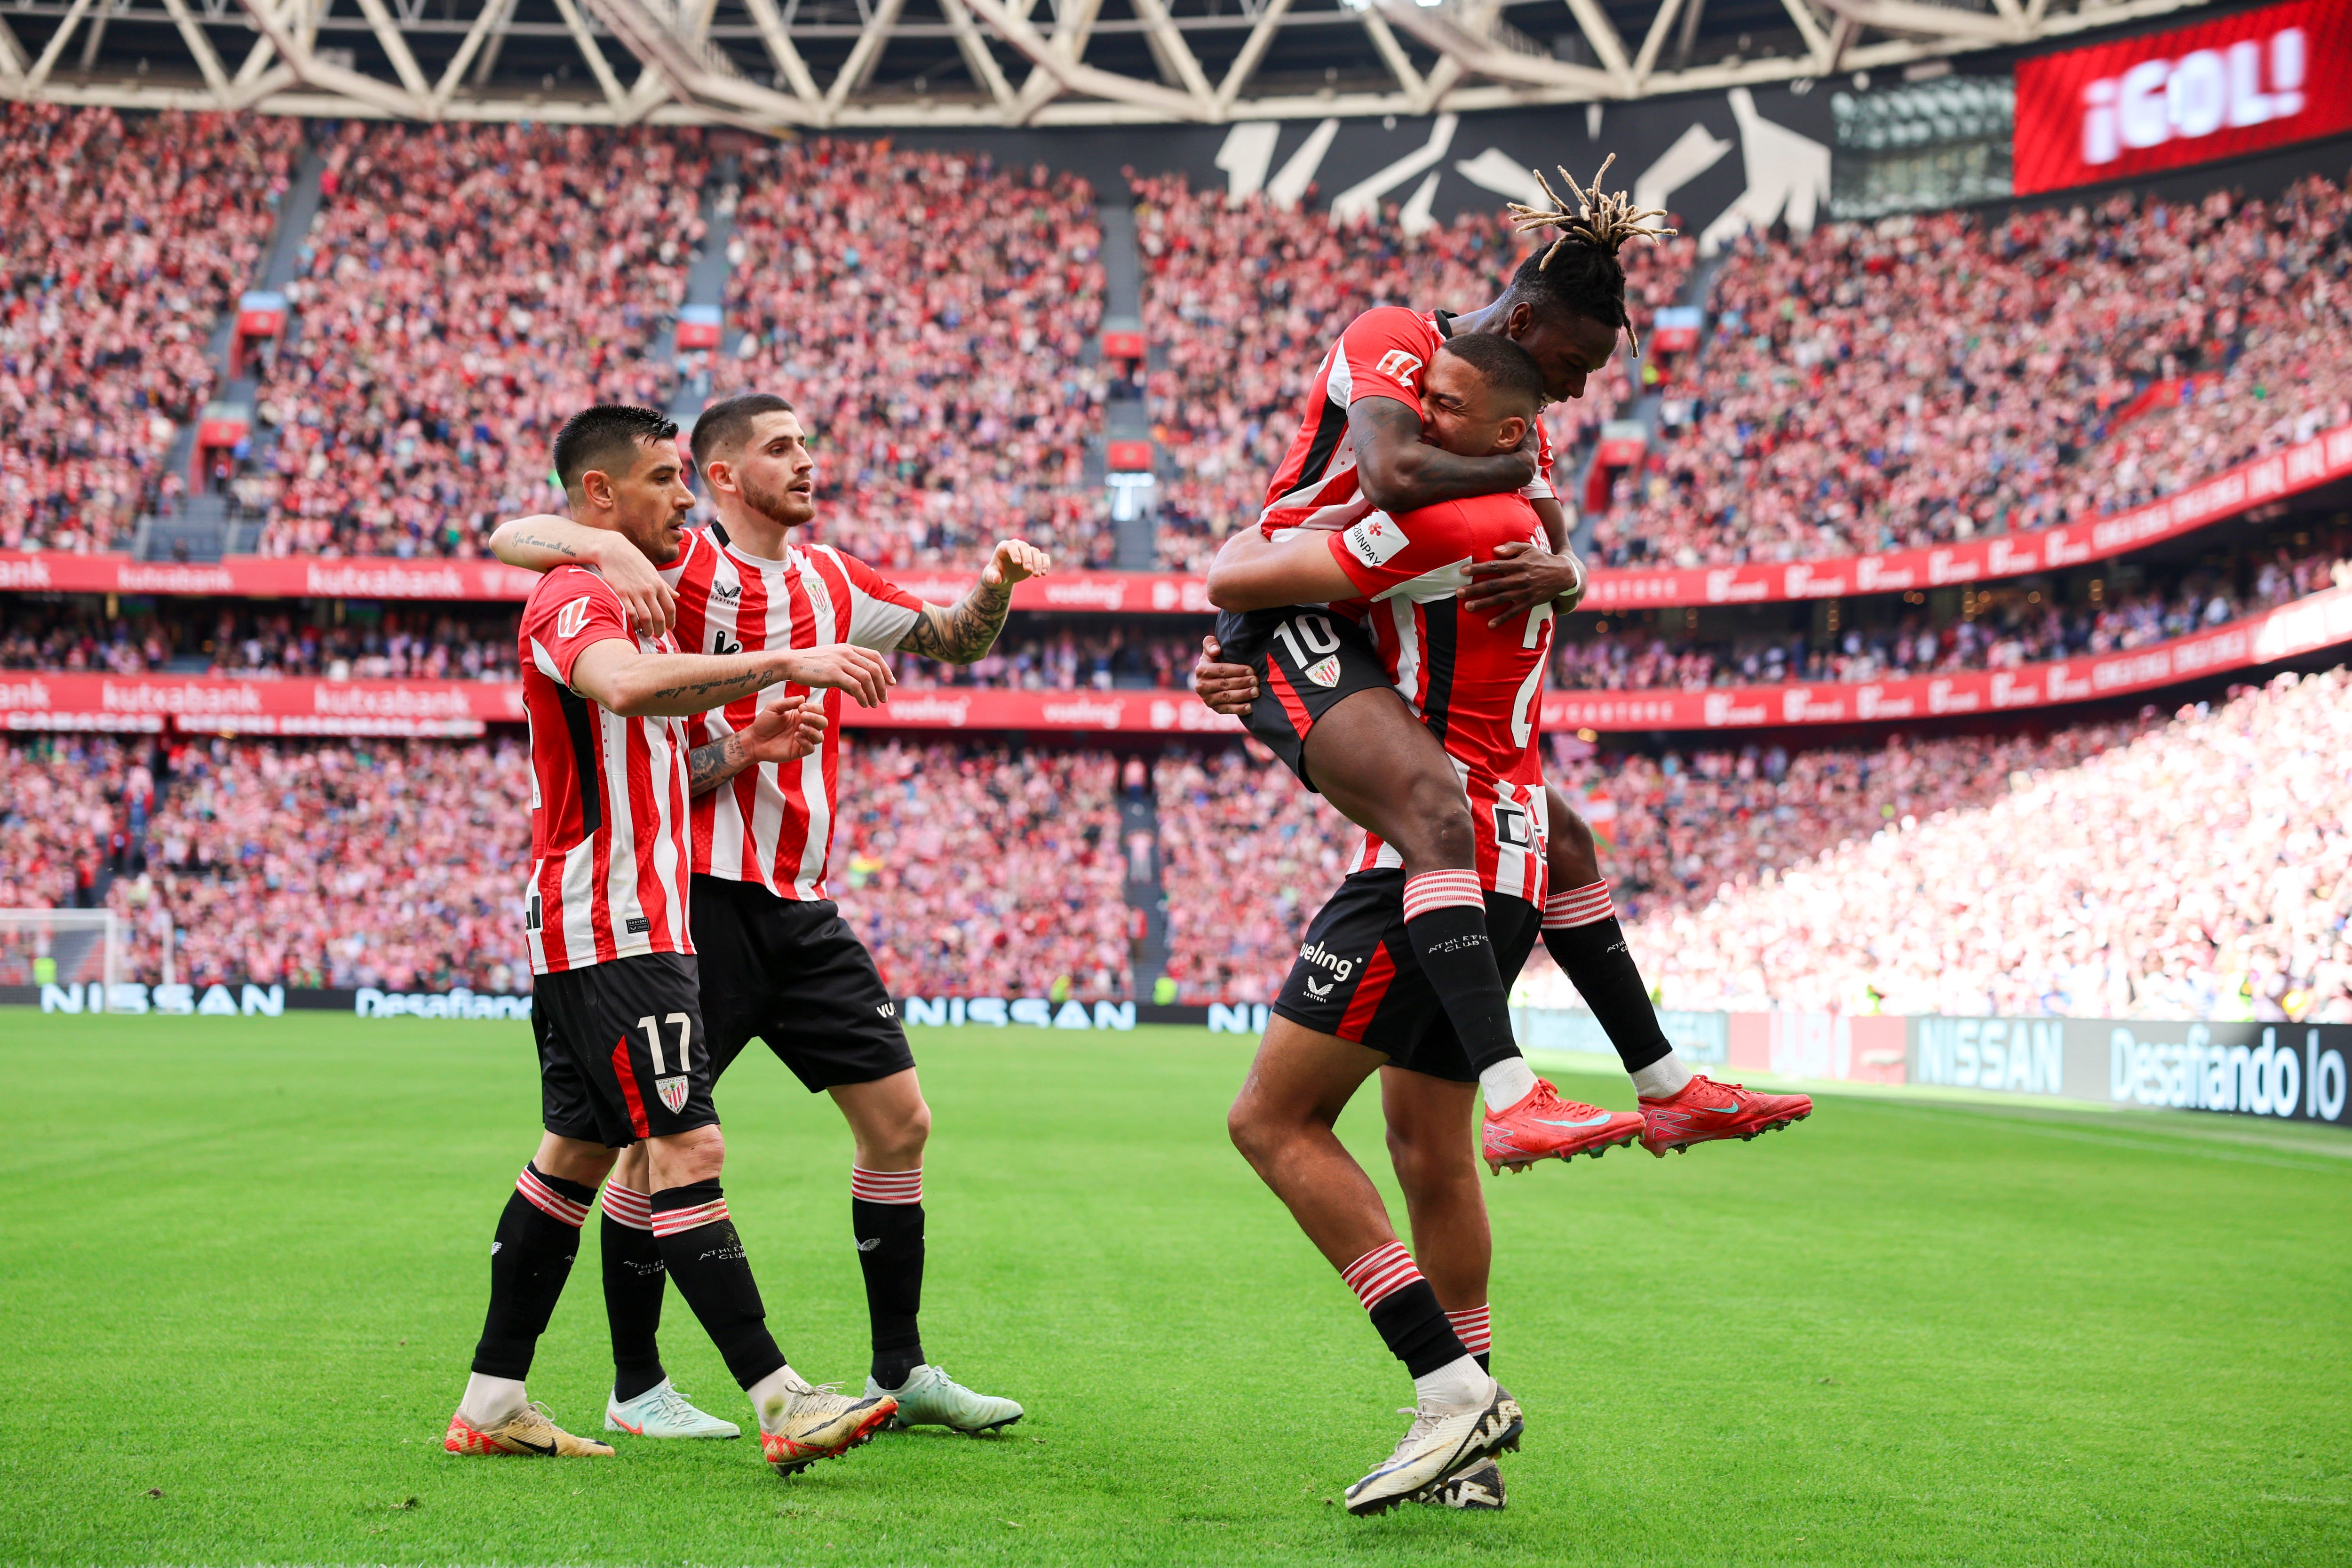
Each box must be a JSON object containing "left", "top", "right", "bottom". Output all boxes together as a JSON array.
[{"left": 1199, "top": 161, "right": 1813, "bottom": 1512}]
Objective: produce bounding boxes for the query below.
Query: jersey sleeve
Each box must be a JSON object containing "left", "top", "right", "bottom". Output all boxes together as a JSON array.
[
  {"left": 1524, "top": 422, "right": 1556, "bottom": 501},
  {"left": 1326, "top": 507, "right": 1476, "bottom": 599},
  {"left": 833, "top": 549, "right": 927, "bottom": 650},
  {"left": 520, "top": 568, "right": 633, "bottom": 690},
  {"left": 1332, "top": 307, "right": 1437, "bottom": 413}
]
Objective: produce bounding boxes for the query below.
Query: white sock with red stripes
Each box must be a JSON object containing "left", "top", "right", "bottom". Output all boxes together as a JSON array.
[
  {"left": 1341, "top": 1241, "right": 1487, "bottom": 1413},
  {"left": 1445, "top": 1304, "right": 1492, "bottom": 1364}
]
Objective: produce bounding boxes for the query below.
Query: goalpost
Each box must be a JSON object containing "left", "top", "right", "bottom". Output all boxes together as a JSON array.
[{"left": 0, "top": 908, "right": 127, "bottom": 995}]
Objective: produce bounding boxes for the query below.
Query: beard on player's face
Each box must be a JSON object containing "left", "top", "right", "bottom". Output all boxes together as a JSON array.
[{"left": 738, "top": 466, "right": 815, "bottom": 528}]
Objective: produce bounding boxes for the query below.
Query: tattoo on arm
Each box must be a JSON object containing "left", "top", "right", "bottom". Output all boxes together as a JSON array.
[
  {"left": 645, "top": 672, "right": 770, "bottom": 703},
  {"left": 898, "top": 575, "right": 1013, "bottom": 664},
  {"left": 512, "top": 530, "right": 580, "bottom": 559},
  {"left": 687, "top": 732, "right": 749, "bottom": 797}
]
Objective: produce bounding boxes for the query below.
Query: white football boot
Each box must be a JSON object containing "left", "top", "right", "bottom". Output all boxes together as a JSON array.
[
  {"left": 604, "top": 1379, "right": 742, "bottom": 1439},
  {"left": 1343, "top": 1378, "right": 1521, "bottom": 1517},
  {"left": 1418, "top": 1455, "right": 1507, "bottom": 1510},
  {"left": 864, "top": 1364, "right": 1025, "bottom": 1434}
]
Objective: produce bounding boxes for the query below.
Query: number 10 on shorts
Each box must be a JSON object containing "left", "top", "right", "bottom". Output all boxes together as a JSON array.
[{"left": 638, "top": 1012, "right": 693, "bottom": 1114}]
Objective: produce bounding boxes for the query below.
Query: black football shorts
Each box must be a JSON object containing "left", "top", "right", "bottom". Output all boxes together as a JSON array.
[
  {"left": 691, "top": 873, "right": 917, "bottom": 1093},
  {"left": 533, "top": 950, "right": 720, "bottom": 1146},
  {"left": 1214, "top": 605, "right": 1393, "bottom": 793},
  {"left": 1271, "top": 868, "right": 1540, "bottom": 1082}
]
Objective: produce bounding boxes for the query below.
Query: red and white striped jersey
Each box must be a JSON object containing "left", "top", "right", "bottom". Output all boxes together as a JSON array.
[
  {"left": 662, "top": 525, "right": 925, "bottom": 900},
  {"left": 1323, "top": 494, "right": 1555, "bottom": 906},
  {"left": 1258, "top": 307, "right": 1555, "bottom": 537},
  {"left": 518, "top": 565, "right": 694, "bottom": 975}
]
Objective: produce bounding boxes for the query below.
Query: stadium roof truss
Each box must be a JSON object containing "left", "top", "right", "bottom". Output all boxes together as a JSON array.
[{"left": 0, "top": 0, "right": 2217, "bottom": 128}]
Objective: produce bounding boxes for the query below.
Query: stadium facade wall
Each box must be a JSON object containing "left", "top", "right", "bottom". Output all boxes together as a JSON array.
[
  {"left": 9, "top": 420, "right": 2343, "bottom": 614},
  {"left": 7, "top": 581, "right": 2345, "bottom": 737}
]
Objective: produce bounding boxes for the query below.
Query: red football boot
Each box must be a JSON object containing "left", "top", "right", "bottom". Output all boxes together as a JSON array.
[
  {"left": 1481, "top": 1079, "right": 1646, "bottom": 1173},
  {"left": 1639, "top": 1075, "right": 1813, "bottom": 1156}
]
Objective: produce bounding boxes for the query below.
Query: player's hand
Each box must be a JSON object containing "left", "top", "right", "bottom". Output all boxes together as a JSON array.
[
  {"left": 587, "top": 533, "right": 677, "bottom": 637},
  {"left": 984, "top": 539, "right": 1051, "bottom": 589},
  {"left": 1192, "top": 636, "right": 1258, "bottom": 716},
  {"left": 739, "top": 695, "right": 826, "bottom": 765},
  {"left": 777, "top": 644, "right": 896, "bottom": 708},
  {"left": 1464, "top": 539, "right": 1588, "bottom": 626}
]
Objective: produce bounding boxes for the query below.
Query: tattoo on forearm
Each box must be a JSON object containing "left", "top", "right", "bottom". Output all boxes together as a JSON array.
[
  {"left": 686, "top": 733, "right": 745, "bottom": 795},
  {"left": 646, "top": 672, "right": 768, "bottom": 703},
  {"left": 898, "top": 575, "right": 1013, "bottom": 664},
  {"left": 513, "top": 531, "right": 579, "bottom": 559}
]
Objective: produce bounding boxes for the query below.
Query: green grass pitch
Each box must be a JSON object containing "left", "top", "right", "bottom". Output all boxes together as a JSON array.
[{"left": 2, "top": 1013, "right": 2348, "bottom": 1566}]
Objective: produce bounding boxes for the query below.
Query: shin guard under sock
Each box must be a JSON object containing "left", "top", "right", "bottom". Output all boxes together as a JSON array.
[
  {"left": 1543, "top": 880, "right": 1674, "bottom": 1074},
  {"left": 471, "top": 1163, "right": 595, "bottom": 1380},
  {"left": 650, "top": 1180, "right": 788, "bottom": 1392},
  {"left": 1343, "top": 1241, "right": 1472, "bottom": 1379},
  {"left": 850, "top": 1167, "right": 927, "bottom": 1390},
  {"left": 599, "top": 1182, "right": 667, "bottom": 1403},
  {"left": 1402, "top": 872, "right": 1522, "bottom": 1075}
]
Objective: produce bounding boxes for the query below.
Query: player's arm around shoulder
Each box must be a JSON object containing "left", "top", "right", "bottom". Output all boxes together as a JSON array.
[
  {"left": 1203, "top": 525, "right": 1359, "bottom": 613},
  {"left": 490, "top": 512, "right": 678, "bottom": 637},
  {"left": 895, "top": 540, "right": 1050, "bottom": 664}
]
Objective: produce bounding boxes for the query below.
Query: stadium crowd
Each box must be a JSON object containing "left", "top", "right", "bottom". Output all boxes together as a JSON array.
[
  {"left": 0, "top": 600, "right": 518, "bottom": 680},
  {"left": 0, "top": 105, "right": 300, "bottom": 556},
  {"left": 723, "top": 142, "right": 1112, "bottom": 571},
  {"left": 248, "top": 123, "right": 707, "bottom": 559},
  {"left": 1591, "top": 177, "right": 2352, "bottom": 568},
  {"left": 1133, "top": 172, "right": 1696, "bottom": 572},
  {"left": 830, "top": 740, "right": 1133, "bottom": 999},
  {"left": 1611, "top": 671, "right": 2352, "bottom": 1023},
  {"left": 1555, "top": 536, "right": 2352, "bottom": 691}
]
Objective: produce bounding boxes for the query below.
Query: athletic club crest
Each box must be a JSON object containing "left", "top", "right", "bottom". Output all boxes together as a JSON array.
[
  {"left": 1303, "top": 655, "right": 1342, "bottom": 689},
  {"left": 655, "top": 1075, "right": 690, "bottom": 1114}
]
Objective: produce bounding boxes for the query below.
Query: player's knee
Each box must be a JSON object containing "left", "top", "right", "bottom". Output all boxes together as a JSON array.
[
  {"left": 1227, "top": 1095, "right": 1280, "bottom": 1169},
  {"left": 649, "top": 1122, "right": 726, "bottom": 1189},
  {"left": 1549, "top": 809, "right": 1601, "bottom": 888},
  {"left": 866, "top": 1101, "right": 931, "bottom": 1166},
  {"left": 1393, "top": 772, "right": 1476, "bottom": 870}
]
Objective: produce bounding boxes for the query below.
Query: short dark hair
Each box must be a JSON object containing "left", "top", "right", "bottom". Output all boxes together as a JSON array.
[
  {"left": 1503, "top": 236, "right": 1630, "bottom": 346},
  {"left": 553, "top": 405, "right": 678, "bottom": 499},
  {"left": 689, "top": 392, "right": 796, "bottom": 473},
  {"left": 1439, "top": 333, "right": 1546, "bottom": 414}
]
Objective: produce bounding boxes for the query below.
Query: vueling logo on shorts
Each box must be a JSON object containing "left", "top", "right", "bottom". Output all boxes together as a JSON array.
[{"left": 1299, "top": 940, "right": 1357, "bottom": 983}]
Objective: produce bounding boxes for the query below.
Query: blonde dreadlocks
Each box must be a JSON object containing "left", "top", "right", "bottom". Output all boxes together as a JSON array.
[{"left": 1501, "top": 152, "right": 1677, "bottom": 356}]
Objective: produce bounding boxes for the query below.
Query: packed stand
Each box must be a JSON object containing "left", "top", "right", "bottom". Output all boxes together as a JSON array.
[
  {"left": 1552, "top": 535, "right": 2352, "bottom": 691},
  {"left": 1154, "top": 745, "right": 1357, "bottom": 1003},
  {"left": 724, "top": 142, "right": 1110, "bottom": 572},
  {"left": 898, "top": 621, "right": 1200, "bottom": 692},
  {"left": 249, "top": 124, "right": 708, "bottom": 559},
  {"left": 1135, "top": 173, "right": 1696, "bottom": 573},
  {"left": 1604, "top": 670, "right": 2352, "bottom": 1022},
  {"left": 0, "top": 740, "right": 154, "bottom": 978},
  {"left": 1593, "top": 177, "right": 2352, "bottom": 568},
  {"left": 827, "top": 740, "right": 1133, "bottom": 999},
  {"left": 95, "top": 737, "right": 534, "bottom": 992},
  {"left": 0, "top": 106, "right": 300, "bottom": 555},
  {"left": 0, "top": 598, "right": 519, "bottom": 680}
]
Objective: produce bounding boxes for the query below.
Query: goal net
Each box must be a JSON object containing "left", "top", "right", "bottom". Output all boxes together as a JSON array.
[{"left": 0, "top": 909, "right": 124, "bottom": 992}]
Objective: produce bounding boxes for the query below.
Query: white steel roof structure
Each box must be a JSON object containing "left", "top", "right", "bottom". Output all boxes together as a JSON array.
[{"left": 0, "top": 0, "right": 2216, "bottom": 130}]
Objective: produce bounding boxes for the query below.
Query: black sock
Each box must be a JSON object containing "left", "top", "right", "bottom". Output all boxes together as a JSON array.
[
  {"left": 852, "top": 1187, "right": 927, "bottom": 1389},
  {"left": 1542, "top": 914, "right": 1673, "bottom": 1075},
  {"left": 650, "top": 1179, "right": 788, "bottom": 1392},
  {"left": 471, "top": 1163, "right": 595, "bottom": 1380},
  {"left": 600, "top": 1183, "right": 667, "bottom": 1402},
  {"left": 1402, "top": 873, "right": 1520, "bottom": 1075},
  {"left": 1367, "top": 1279, "right": 1475, "bottom": 1378}
]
